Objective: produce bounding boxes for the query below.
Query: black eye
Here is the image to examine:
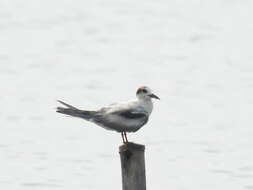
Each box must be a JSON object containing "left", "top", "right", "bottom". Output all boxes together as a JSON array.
[{"left": 137, "top": 87, "right": 148, "bottom": 94}]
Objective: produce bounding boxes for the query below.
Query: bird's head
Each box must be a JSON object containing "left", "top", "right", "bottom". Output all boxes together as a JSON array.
[{"left": 136, "top": 86, "right": 160, "bottom": 100}]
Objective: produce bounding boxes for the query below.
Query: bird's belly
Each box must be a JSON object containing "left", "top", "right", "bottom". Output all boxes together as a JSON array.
[{"left": 92, "top": 114, "right": 148, "bottom": 132}]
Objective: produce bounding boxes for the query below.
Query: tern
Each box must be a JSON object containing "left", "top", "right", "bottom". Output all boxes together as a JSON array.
[{"left": 56, "top": 86, "right": 159, "bottom": 143}]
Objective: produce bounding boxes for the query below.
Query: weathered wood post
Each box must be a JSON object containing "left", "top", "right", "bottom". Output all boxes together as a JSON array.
[{"left": 119, "top": 142, "right": 146, "bottom": 190}]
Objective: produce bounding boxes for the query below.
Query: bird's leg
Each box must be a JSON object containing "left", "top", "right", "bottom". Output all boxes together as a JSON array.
[
  {"left": 123, "top": 132, "right": 128, "bottom": 143},
  {"left": 121, "top": 132, "right": 125, "bottom": 144}
]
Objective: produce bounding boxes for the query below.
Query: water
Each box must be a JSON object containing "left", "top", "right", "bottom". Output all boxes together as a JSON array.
[{"left": 1, "top": 0, "right": 253, "bottom": 189}]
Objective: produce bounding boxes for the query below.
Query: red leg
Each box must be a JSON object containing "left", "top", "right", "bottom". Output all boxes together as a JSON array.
[
  {"left": 123, "top": 132, "right": 128, "bottom": 143},
  {"left": 121, "top": 132, "right": 125, "bottom": 143}
]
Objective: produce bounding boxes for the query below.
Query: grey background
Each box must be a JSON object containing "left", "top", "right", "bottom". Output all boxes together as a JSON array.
[{"left": 1, "top": 0, "right": 253, "bottom": 189}]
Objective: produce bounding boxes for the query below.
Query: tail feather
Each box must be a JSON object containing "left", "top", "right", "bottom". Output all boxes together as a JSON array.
[
  {"left": 56, "top": 100, "right": 96, "bottom": 120},
  {"left": 57, "top": 100, "right": 78, "bottom": 109}
]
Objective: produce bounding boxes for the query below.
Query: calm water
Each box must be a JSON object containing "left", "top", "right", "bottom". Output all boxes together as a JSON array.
[{"left": 1, "top": 0, "right": 253, "bottom": 189}]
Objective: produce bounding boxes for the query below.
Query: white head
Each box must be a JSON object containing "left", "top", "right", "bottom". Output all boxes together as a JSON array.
[{"left": 136, "top": 86, "right": 160, "bottom": 100}]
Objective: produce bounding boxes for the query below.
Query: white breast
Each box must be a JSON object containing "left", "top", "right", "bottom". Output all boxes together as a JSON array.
[{"left": 138, "top": 99, "right": 153, "bottom": 115}]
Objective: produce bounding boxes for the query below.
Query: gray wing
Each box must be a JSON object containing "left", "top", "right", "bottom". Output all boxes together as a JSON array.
[
  {"left": 92, "top": 108, "right": 149, "bottom": 132},
  {"left": 115, "top": 109, "right": 148, "bottom": 119}
]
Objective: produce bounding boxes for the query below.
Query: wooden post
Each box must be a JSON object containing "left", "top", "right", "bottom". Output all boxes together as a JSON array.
[{"left": 119, "top": 142, "right": 146, "bottom": 190}]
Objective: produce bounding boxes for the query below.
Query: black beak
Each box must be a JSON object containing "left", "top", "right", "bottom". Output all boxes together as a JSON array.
[{"left": 149, "top": 93, "right": 160, "bottom": 100}]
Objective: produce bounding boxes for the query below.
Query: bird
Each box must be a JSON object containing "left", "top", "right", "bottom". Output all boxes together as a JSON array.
[{"left": 56, "top": 86, "right": 159, "bottom": 143}]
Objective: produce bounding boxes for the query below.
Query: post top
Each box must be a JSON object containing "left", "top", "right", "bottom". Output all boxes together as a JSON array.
[{"left": 119, "top": 142, "right": 145, "bottom": 153}]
